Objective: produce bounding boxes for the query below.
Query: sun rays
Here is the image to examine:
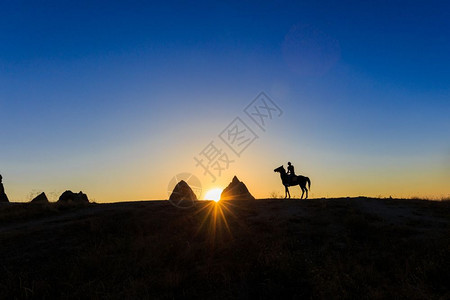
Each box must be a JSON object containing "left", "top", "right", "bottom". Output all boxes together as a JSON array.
[{"left": 193, "top": 200, "right": 240, "bottom": 247}]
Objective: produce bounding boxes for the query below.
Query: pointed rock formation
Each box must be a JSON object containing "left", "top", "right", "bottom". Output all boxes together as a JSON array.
[
  {"left": 58, "top": 190, "right": 89, "bottom": 204},
  {"left": 0, "top": 174, "right": 9, "bottom": 203},
  {"left": 169, "top": 180, "right": 198, "bottom": 203},
  {"left": 31, "top": 192, "right": 49, "bottom": 204},
  {"left": 220, "top": 176, "right": 255, "bottom": 200}
]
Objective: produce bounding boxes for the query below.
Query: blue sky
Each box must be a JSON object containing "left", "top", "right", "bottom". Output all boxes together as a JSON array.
[{"left": 1, "top": 0, "right": 449, "bottom": 201}]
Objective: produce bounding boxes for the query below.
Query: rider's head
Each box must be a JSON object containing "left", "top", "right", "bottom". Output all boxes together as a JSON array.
[{"left": 288, "top": 162, "right": 291, "bottom": 165}]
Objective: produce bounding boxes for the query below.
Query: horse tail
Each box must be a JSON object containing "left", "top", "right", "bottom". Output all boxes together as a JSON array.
[{"left": 307, "top": 177, "right": 311, "bottom": 190}]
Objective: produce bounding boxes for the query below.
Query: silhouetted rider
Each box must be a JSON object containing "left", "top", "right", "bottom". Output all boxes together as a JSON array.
[{"left": 287, "top": 162, "right": 296, "bottom": 183}]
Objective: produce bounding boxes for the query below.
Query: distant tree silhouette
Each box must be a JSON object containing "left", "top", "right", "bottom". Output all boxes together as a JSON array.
[{"left": 274, "top": 165, "right": 311, "bottom": 199}]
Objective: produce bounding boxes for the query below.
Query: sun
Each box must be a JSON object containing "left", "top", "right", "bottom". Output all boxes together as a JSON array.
[{"left": 204, "top": 188, "right": 223, "bottom": 202}]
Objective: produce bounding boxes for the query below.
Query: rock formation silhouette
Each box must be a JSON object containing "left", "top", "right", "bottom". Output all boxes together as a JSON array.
[
  {"left": 31, "top": 192, "right": 49, "bottom": 204},
  {"left": 220, "top": 176, "right": 255, "bottom": 200},
  {"left": 0, "top": 174, "right": 9, "bottom": 203},
  {"left": 58, "top": 190, "right": 89, "bottom": 203},
  {"left": 169, "top": 180, "right": 198, "bottom": 203}
]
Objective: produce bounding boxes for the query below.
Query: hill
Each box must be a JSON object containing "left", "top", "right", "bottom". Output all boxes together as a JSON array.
[{"left": 0, "top": 198, "right": 449, "bottom": 299}]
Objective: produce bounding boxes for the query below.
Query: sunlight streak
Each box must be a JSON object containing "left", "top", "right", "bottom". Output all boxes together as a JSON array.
[{"left": 194, "top": 200, "right": 236, "bottom": 247}]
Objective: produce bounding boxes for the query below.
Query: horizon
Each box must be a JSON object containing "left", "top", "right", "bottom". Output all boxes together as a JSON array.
[{"left": 1, "top": 1, "right": 449, "bottom": 202}]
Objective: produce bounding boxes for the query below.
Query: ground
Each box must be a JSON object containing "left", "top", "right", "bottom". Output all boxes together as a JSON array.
[{"left": 0, "top": 198, "right": 449, "bottom": 299}]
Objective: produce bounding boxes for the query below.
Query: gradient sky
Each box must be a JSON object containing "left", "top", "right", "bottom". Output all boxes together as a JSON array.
[{"left": 1, "top": 0, "right": 449, "bottom": 202}]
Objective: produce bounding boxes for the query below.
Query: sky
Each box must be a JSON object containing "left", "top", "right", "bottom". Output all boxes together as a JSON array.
[{"left": 0, "top": 0, "right": 449, "bottom": 202}]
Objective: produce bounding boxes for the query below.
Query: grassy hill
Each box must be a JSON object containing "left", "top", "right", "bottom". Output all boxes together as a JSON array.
[{"left": 0, "top": 198, "right": 449, "bottom": 299}]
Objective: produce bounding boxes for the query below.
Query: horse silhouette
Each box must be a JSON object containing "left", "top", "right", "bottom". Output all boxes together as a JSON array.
[{"left": 274, "top": 165, "right": 311, "bottom": 199}]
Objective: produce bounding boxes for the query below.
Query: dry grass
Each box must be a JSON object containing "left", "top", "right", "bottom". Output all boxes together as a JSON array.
[{"left": 0, "top": 198, "right": 449, "bottom": 299}]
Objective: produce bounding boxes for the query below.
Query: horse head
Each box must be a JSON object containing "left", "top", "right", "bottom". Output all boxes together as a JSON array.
[{"left": 274, "top": 165, "right": 285, "bottom": 173}]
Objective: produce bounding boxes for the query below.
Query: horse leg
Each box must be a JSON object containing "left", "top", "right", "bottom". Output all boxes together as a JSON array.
[
  {"left": 284, "top": 186, "right": 288, "bottom": 199},
  {"left": 300, "top": 186, "right": 304, "bottom": 199},
  {"left": 286, "top": 186, "right": 291, "bottom": 199},
  {"left": 305, "top": 187, "right": 308, "bottom": 199}
]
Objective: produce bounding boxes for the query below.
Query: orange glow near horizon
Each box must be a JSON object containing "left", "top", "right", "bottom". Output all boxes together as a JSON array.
[{"left": 204, "top": 188, "right": 223, "bottom": 202}]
